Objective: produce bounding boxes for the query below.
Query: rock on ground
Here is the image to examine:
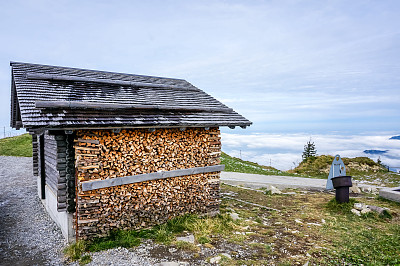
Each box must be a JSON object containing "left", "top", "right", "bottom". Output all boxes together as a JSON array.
[
  {"left": 351, "top": 209, "right": 361, "bottom": 216},
  {"left": 176, "top": 234, "right": 195, "bottom": 244},
  {"left": 266, "top": 185, "right": 282, "bottom": 194}
]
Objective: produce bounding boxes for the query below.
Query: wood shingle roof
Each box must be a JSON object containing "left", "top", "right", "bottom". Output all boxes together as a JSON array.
[{"left": 10, "top": 62, "right": 252, "bottom": 129}]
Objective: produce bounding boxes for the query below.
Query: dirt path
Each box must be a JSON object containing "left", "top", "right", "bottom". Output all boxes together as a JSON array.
[{"left": 0, "top": 156, "right": 65, "bottom": 266}]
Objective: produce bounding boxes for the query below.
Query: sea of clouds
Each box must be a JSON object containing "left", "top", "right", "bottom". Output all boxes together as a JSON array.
[{"left": 221, "top": 133, "right": 400, "bottom": 171}]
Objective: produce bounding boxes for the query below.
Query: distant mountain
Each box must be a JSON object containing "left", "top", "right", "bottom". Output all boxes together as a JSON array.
[
  {"left": 363, "top": 150, "right": 388, "bottom": 155},
  {"left": 390, "top": 135, "right": 400, "bottom": 140}
]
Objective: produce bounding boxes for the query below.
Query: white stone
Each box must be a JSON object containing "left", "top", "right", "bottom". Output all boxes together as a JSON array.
[
  {"left": 307, "top": 223, "right": 322, "bottom": 226},
  {"left": 351, "top": 208, "right": 361, "bottom": 216},
  {"left": 354, "top": 203, "right": 366, "bottom": 211},
  {"left": 230, "top": 212, "right": 240, "bottom": 221},
  {"left": 168, "top": 247, "right": 177, "bottom": 253},
  {"left": 176, "top": 234, "right": 195, "bottom": 244},
  {"left": 267, "top": 185, "right": 282, "bottom": 194},
  {"left": 210, "top": 256, "right": 221, "bottom": 264},
  {"left": 350, "top": 184, "right": 361, "bottom": 193},
  {"left": 362, "top": 187, "right": 373, "bottom": 193},
  {"left": 361, "top": 208, "right": 371, "bottom": 214},
  {"left": 156, "top": 262, "right": 186, "bottom": 266},
  {"left": 221, "top": 253, "right": 232, "bottom": 259},
  {"left": 295, "top": 219, "right": 303, "bottom": 224}
]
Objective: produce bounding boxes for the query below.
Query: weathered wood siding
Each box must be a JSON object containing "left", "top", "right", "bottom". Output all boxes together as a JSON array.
[
  {"left": 43, "top": 132, "right": 68, "bottom": 211},
  {"left": 74, "top": 127, "right": 222, "bottom": 240}
]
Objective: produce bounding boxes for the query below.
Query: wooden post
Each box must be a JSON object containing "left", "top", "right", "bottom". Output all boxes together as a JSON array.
[{"left": 39, "top": 134, "right": 46, "bottom": 199}]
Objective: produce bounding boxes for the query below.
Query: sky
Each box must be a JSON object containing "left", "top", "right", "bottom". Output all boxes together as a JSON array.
[{"left": 0, "top": 0, "right": 399, "bottom": 169}]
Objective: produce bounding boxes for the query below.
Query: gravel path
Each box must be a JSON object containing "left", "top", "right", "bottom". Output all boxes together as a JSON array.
[
  {"left": 0, "top": 156, "right": 175, "bottom": 266},
  {"left": 0, "top": 156, "right": 66, "bottom": 265}
]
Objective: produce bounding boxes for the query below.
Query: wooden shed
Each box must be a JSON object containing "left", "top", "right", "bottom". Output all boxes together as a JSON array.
[{"left": 10, "top": 62, "right": 252, "bottom": 241}]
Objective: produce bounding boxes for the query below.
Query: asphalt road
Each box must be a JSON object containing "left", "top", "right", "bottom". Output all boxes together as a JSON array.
[{"left": 220, "top": 171, "right": 381, "bottom": 191}]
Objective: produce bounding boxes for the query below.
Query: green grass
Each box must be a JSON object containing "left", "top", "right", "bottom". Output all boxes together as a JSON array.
[
  {"left": 64, "top": 241, "right": 86, "bottom": 261},
  {"left": 326, "top": 198, "right": 357, "bottom": 214},
  {"left": 0, "top": 133, "right": 32, "bottom": 157},
  {"left": 316, "top": 213, "right": 400, "bottom": 265},
  {"left": 332, "top": 224, "right": 400, "bottom": 265},
  {"left": 315, "top": 193, "right": 400, "bottom": 264},
  {"left": 88, "top": 229, "right": 141, "bottom": 252},
  {"left": 222, "top": 183, "right": 400, "bottom": 265},
  {"left": 63, "top": 241, "right": 92, "bottom": 265},
  {"left": 85, "top": 213, "right": 238, "bottom": 253},
  {"left": 174, "top": 241, "right": 200, "bottom": 252},
  {"left": 221, "top": 152, "right": 299, "bottom": 177}
]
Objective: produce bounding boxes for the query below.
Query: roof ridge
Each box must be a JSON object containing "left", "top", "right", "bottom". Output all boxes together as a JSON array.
[{"left": 10, "top": 61, "right": 187, "bottom": 82}]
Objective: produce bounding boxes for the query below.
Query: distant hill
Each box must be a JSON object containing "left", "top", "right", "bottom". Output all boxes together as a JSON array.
[
  {"left": 289, "top": 155, "right": 400, "bottom": 186},
  {"left": 390, "top": 135, "right": 400, "bottom": 140},
  {"left": 220, "top": 152, "right": 296, "bottom": 176},
  {"left": 364, "top": 150, "right": 388, "bottom": 155},
  {"left": 289, "top": 155, "right": 385, "bottom": 178},
  {"left": 0, "top": 134, "right": 32, "bottom": 157}
]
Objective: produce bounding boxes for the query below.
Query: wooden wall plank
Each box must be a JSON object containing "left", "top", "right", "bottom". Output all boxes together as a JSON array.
[{"left": 82, "top": 165, "right": 224, "bottom": 191}]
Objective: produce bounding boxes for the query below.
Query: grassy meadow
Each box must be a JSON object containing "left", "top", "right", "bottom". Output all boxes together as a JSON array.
[{"left": 0, "top": 133, "right": 32, "bottom": 157}]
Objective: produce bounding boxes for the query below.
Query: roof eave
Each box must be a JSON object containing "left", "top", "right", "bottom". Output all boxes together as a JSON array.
[{"left": 25, "top": 122, "right": 252, "bottom": 132}]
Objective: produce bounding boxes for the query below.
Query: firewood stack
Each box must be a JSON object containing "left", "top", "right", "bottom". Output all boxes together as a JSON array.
[{"left": 73, "top": 127, "right": 222, "bottom": 240}]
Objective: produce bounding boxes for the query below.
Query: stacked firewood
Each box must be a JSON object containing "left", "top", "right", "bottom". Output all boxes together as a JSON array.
[{"left": 73, "top": 127, "right": 221, "bottom": 240}]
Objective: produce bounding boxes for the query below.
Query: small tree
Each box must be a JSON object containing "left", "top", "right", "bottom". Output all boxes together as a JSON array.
[{"left": 302, "top": 139, "right": 317, "bottom": 161}]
